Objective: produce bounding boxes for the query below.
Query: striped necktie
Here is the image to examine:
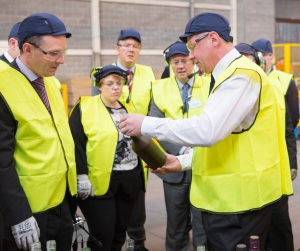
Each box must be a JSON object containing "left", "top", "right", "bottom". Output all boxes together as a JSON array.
[
  {"left": 126, "top": 70, "right": 133, "bottom": 103},
  {"left": 181, "top": 83, "right": 190, "bottom": 113},
  {"left": 32, "top": 77, "right": 51, "bottom": 112},
  {"left": 127, "top": 70, "right": 133, "bottom": 92}
]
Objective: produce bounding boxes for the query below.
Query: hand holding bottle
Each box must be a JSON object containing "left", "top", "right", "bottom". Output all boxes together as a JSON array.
[
  {"left": 119, "top": 114, "right": 145, "bottom": 136},
  {"left": 131, "top": 136, "right": 166, "bottom": 169},
  {"left": 149, "top": 153, "right": 182, "bottom": 174}
]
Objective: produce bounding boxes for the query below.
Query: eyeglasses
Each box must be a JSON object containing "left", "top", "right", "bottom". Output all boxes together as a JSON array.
[
  {"left": 186, "top": 33, "right": 209, "bottom": 52},
  {"left": 29, "top": 43, "right": 68, "bottom": 61},
  {"left": 117, "top": 43, "right": 141, "bottom": 51},
  {"left": 170, "top": 58, "right": 192, "bottom": 66},
  {"left": 103, "top": 81, "right": 124, "bottom": 88}
]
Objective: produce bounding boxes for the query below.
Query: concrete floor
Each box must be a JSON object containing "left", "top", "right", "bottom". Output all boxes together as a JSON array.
[{"left": 74, "top": 140, "right": 300, "bottom": 251}]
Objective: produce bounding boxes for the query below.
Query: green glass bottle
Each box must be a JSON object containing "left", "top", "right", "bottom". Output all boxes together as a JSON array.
[
  {"left": 46, "top": 240, "right": 56, "bottom": 251},
  {"left": 196, "top": 245, "right": 206, "bottom": 251},
  {"left": 30, "top": 242, "right": 41, "bottom": 251},
  {"left": 236, "top": 243, "right": 247, "bottom": 251},
  {"left": 124, "top": 238, "right": 135, "bottom": 251},
  {"left": 131, "top": 136, "right": 166, "bottom": 169}
]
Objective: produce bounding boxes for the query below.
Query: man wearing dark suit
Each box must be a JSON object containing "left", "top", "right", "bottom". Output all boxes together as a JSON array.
[
  {"left": 0, "top": 13, "right": 77, "bottom": 251},
  {"left": 0, "top": 22, "right": 21, "bottom": 66},
  {"left": 148, "top": 41, "right": 208, "bottom": 251},
  {"left": 0, "top": 21, "right": 21, "bottom": 251},
  {"left": 251, "top": 39, "right": 298, "bottom": 251}
]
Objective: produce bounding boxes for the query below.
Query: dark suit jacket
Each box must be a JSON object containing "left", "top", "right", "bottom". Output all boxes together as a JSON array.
[{"left": 0, "top": 54, "right": 10, "bottom": 64}]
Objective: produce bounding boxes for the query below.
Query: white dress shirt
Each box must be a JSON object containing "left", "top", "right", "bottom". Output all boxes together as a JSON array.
[
  {"left": 4, "top": 52, "right": 14, "bottom": 63},
  {"left": 142, "top": 49, "right": 261, "bottom": 170}
]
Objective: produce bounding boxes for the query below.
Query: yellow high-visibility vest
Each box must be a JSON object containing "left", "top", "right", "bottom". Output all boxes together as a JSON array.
[
  {"left": 191, "top": 56, "right": 292, "bottom": 213},
  {"left": 0, "top": 67, "right": 77, "bottom": 213}
]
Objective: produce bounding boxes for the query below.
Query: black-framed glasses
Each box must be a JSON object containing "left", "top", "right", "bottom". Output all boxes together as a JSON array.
[
  {"left": 29, "top": 42, "right": 68, "bottom": 61},
  {"left": 186, "top": 33, "right": 209, "bottom": 52}
]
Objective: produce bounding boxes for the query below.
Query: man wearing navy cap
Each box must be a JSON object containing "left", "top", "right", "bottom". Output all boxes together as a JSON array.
[
  {"left": 252, "top": 38, "right": 298, "bottom": 251},
  {"left": 252, "top": 38, "right": 299, "bottom": 130},
  {"left": 0, "top": 13, "right": 77, "bottom": 250},
  {"left": 0, "top": 21, "right": 22, "bottom": 250},
  {"left": 0, "top": 22, "right": 21, "bottom": 68},
  {"left": 119, "top": 12, "right": 293, "bottom": 251},
  {"left": 234, "top": 43, "right": 265, "bottom": 69},
  {"left": 149, "top": 41, "right": 208, "bottom": 251},
  {"left": 236, "top": 42, "right": 297, "bottom": 251},
  {"left": 89, "top": 28, "right": 155, "bottom": 251}
]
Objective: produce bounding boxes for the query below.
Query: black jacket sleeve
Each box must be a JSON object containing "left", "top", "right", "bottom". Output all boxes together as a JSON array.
[
  {"left": 285, "top": 101, "right": 298, "bottom": 170},
  {"left": 69, "top": 102, "right": 88, "bottom": 174},
  {"left": 161, "top": 66, "right": 170, "bottom": 79},
  {"left": 285, "top": 79, "right": 299, "bottom": 128},
  {"left": 0, "top": 94, "right": 32, "bottom": 227}
]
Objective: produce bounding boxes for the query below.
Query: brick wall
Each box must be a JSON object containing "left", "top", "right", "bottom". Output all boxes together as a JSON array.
[
  {"left": 236, "top": 0, "right": 275, "bottom": 44},
  {"left": 0, "top": 0, "right": 278, "bottom": 107}
]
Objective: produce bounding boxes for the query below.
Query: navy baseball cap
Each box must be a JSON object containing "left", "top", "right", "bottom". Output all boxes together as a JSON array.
[
  {"left": 235, "top": 43, "right": 256, "bottom": 56},
  {"left": 93, "top": 65, "right": 129, "bottom": 86},
  {"left": 117, "top": 28, "right": 141, "bottom": 43},
  {"left": 179, "top": 12, "right": 233, "bottom": 43},
  {"left": 252, "top": 39, "right": 273, "bottom": 53},
  {"left": 164, "top": 41, "right": 189, "bottom": 63},
  {"left": 18, "top": 13, "right": 71, "bottom": 49},
  {"left": 8, "top": 22, "right": 21, "bottom": 40},
  {"left": 169, "top": 42, "right": 189, "bottom": 58}
]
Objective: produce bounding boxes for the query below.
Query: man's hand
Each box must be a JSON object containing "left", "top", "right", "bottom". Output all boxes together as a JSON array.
[
  {"left": 11, "top": 216, "right": 40, "bottom": 250},
  {"left": 77, "top": 174, "right": 94, "bottom": 200},
  {"left": 149, "top": 154, "right": 182, "bottom": 174},
  {"left": 119, "top": 114, "right": 145, "bottom": 136},
  {"left": 291, "top": 168, "right": 297, "bottom": 180}
]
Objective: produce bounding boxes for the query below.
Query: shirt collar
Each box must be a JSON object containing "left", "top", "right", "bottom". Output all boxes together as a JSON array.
[
  {"left": 4, "top": 52, "right": 14, "bottom": 63},
  {"left": 212, "top": 48, "right": 240, "bottom": 81},
  {"left": 116, "top": 60, "right": 136, "bottom": 74},
  {"left": 16, "top": 57, "right": 39, "bottom": 82},
  {"left": 266, "top": 67, "right": 272, "bottom": 76},
  {"left": 177, "top": 76, "right": 194, "bottom": 90}
]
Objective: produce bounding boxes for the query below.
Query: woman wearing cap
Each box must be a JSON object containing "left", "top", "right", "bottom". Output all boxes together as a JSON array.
[{"left": 69, "top": 65, "right": 144, "bottom": 251}]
